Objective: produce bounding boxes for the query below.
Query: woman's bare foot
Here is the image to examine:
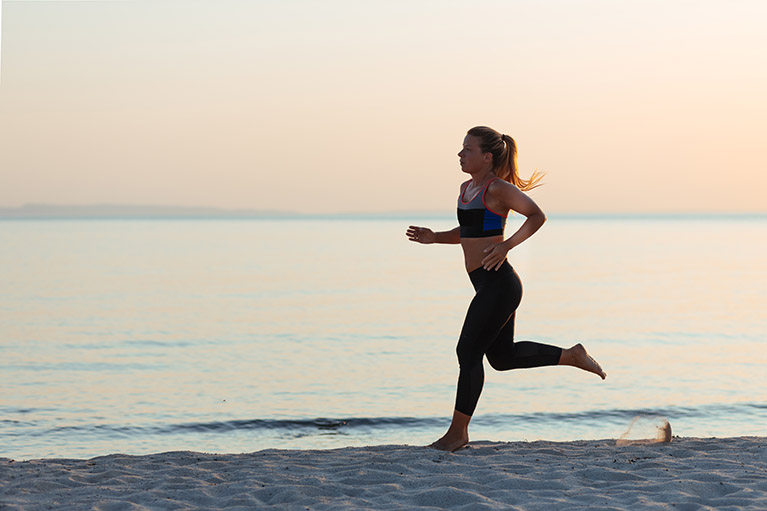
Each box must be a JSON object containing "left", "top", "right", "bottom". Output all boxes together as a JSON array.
[
  {"left": 430, "top": 409, "right": 471, "bottom": 452},
  {"left": 560, "top": 343, "right": 606, "bottom": 379},
  {"left": 429, "top": 433, "right": 469, "bottom": 452}
]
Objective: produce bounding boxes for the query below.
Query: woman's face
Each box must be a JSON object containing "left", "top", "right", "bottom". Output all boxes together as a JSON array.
[{"left": 458, "top": 135, "right": 491, "bottom": 175}]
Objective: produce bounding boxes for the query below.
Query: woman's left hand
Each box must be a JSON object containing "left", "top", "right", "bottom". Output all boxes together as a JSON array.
[{"left": 481, "top": 241, "right": 510, "bottom": 271}]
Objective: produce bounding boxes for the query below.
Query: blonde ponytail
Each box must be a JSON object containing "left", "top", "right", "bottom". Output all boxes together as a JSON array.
[{"left": 467, "top": 126, "right": 544, "bottom": 191}]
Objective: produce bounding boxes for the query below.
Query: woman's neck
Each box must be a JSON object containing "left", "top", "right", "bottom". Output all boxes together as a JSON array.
[{"left": 469, "top": 169, "right": 496, "bottom": 187}]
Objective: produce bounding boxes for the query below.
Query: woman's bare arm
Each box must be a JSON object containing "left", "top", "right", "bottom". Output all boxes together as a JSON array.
[
  {"left": 481, "top": 181, "right": 546, "bottom": 270},
  {"left": 406, "top": 226, "right": 461, "bottom": 245}
]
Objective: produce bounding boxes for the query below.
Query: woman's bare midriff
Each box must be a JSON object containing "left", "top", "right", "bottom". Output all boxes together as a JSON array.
[{"left": 461, "top": 235, "right": 504, "bottom": 272}]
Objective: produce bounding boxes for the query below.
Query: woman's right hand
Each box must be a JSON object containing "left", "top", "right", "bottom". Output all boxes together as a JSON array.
[{"left": 406, "top": 225, "right": 436, "bottom": 244}]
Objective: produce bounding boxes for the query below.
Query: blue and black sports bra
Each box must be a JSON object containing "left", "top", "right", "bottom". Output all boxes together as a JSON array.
[{"left": 457, "top": 178, "right": 507, "bottom": 238}]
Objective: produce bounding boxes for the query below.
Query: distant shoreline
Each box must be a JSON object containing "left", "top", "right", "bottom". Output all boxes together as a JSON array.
[{"left": 0, "top": 204, "right": 764, "bottom": 221}]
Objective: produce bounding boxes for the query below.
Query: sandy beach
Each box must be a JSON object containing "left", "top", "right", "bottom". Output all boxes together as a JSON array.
[{"left": 1, "top": 436, "right": 765, "bottom": 510}]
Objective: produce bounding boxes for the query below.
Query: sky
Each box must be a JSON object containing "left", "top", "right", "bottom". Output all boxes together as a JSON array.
[{"left": 1, "top": 0, "right": 765, "bottom": 214}]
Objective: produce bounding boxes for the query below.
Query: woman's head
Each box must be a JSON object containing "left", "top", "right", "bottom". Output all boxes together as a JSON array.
[{"left": 465, "top": 126, "right": 543, "bottom": 191}]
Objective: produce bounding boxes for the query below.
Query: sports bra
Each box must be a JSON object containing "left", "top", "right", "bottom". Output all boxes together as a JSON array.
[{"left": 457, "top": 178, "right": 507, "bottom": 238}]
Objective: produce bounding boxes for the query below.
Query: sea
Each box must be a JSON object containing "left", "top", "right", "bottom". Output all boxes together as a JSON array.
[{"left": 1, "top": 214, "right": 765, "bottom": 460}]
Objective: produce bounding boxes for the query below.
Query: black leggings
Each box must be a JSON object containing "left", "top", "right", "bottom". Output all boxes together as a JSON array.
[{"left": 455, "top": 260, "right": 562, "bottom": 416}]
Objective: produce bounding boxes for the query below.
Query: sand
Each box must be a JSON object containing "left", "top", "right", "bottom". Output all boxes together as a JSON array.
[{"left": 1, "top": 437, "right": 765, "bottom": 510}]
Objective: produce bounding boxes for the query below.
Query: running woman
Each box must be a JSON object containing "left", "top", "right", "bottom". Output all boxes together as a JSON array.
[{"left": 406, "top": 126, "right": 606, "bottom": 452}]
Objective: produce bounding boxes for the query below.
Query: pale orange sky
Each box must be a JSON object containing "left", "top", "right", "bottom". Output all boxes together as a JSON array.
[{"left": 1, "top": 0, "right": 765, "bottom": 213}]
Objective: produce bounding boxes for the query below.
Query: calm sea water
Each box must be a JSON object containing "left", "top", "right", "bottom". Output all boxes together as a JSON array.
[{"left": 1, "top": 215, "right": 765, "bottom": 460}]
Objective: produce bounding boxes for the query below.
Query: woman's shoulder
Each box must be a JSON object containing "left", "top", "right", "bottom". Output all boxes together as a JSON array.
[
  {"left": 487, "top": 177, "right": 520, "bottom": 194},
  {"left": 486, "top": 178, "right": 526, "bottom": 211}
]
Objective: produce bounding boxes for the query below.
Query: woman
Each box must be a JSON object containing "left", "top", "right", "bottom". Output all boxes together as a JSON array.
[{"left": 406, "top": 126, "right": 606, "bottom": 452}]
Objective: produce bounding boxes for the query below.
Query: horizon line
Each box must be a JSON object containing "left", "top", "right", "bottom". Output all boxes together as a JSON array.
[{"left": 0, "top": 203, "right": 765, "bottom": 220}]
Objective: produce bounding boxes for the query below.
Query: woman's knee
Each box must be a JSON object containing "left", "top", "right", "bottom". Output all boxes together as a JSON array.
[
  {"left": 456, "top": 337, "right": 483, "bottom": 368},
  {"left": 485, "top": 352, "right": 502, "bottom": 371},
  {"left": 486, "top": 351, "right": 511, "bottom": 371}
]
